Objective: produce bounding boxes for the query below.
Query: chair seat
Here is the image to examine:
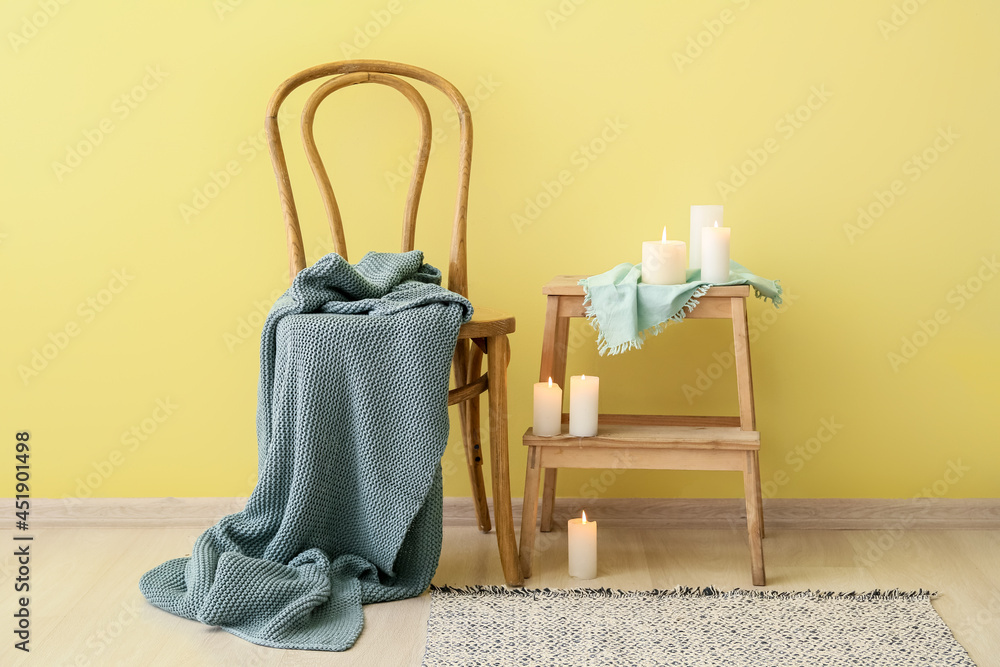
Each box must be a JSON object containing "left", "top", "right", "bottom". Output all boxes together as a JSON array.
[{"left": 459, "top": 306, "right": 515, "bottom": 339}]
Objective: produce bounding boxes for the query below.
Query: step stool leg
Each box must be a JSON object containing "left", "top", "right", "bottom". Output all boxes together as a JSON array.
[
  {"left": 540, "top": 469, "right": 558, "bottom": 532},
  {"left": 537, "top": 295, "right": 569, "bottom": 533},
  {"left": 731, "top": 297, "right": 756, "bottom": 432},
  {"left": 519, "top": 446, "right": 542, "bottom": 578},
  {"left": 752, "top": 449, "right": 764, "bottom": 539},
  {"left": 744, "top": 451, "right": 766, "bottom": 586}
]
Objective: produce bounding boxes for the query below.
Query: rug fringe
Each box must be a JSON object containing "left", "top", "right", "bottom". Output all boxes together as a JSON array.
[{"left": 429, "top": 585, "right": 937, "bottom": 601}]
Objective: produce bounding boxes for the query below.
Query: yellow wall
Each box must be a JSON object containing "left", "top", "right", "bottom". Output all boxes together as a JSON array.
[{"left": 3, "top": 1, "right": 998, "bottom": 502}]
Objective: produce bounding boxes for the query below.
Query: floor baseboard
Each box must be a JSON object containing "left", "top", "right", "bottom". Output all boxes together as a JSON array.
[
  {"left": 446, "top": 497, "right": 1000, "bottom": 530},
  {"left": 15, "top": 496, "right": 1000, "bottom": 529},
  {"left": 25, "top": 496, "right": 249, "bottom": 527}
]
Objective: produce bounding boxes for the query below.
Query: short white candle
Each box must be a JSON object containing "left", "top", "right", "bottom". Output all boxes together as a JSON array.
[
  {"left": 690, "top": 205, "right": 724, "bottom": 269},
  {"left": 568, "top": 510, "right": 597, "bottom": 579},
  {"left": 533, "top": 377, "right": 562, "bottom": 437},
  {"left": 701, "top": 221, "right": 731, "bottom": 284},
  {"left": 641, "top": 227, "right": 687, "bottom": 285},
  {"left": 569, "top": 374, "right": 599, "bottom": 437}
]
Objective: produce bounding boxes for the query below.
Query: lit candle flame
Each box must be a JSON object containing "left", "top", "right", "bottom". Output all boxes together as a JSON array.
[
  {"left": 661, "top": 226, "right": 667, "bottom": 243},
  {"left": 548, "top": 377, "right": 553, "bottom": 388},
  {"left": 581, "top": 510, "right": 588, "bottom": 524},
  {"left": 581, "top": 374, "right": 586, "bottom": 380},
  {"left": 714, "top": 220, "right": 719, "bottom": 227}
]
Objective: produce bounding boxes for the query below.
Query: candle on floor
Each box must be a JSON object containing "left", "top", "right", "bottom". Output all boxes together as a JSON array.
[
  {"left": 641, "top": 227, "right": 687, "bottom": 285},
  {"left": 690, "top": 205, "right": 724, "bottom": 270},
  {"left": 568, "top": 510, "right": 597, "bottom": 579},
  {"left": 533, "top": 377, "right": 562, "bottom": 436},
  {"left": 701, "top": 221, "right": 731, "bottom": 284},
  {"left": 569, "top": 374, "right": 599, "bottom": 437}
]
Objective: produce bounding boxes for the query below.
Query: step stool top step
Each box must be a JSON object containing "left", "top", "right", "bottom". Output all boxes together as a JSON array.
[
  {"left": 542, "top": 275, "right": 751, "bottom": 297},
  {"left": 523, "top": 423, "right": 760, "bottom": 450}
]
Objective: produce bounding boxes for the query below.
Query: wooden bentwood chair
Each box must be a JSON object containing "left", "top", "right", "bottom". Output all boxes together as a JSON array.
[{"left": 265, "top": 60, "right": 522, "bottom": 586}]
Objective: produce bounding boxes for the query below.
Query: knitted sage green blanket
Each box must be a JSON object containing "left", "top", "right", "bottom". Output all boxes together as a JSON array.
[{"left": 139, "top": 250, "right": 471, "bottom": 651}]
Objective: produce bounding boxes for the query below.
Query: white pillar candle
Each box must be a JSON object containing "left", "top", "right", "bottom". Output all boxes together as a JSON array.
[
  {"left": 701, "top": 222, "right": 732, "bottom": 283},
  {"left": 641, "top": 227, "right": 687, "bottom": 285},
  {"left": 569, "top": 374, "right": 599, "bottom": 437},
  {"left": 568, "top": 510, "right": 597, "bottom": 579},
  {"left": 690, "top": 205, "right": 724, "bottom": 269},
  {"left": 533, "top": 377, "right": 563, "bottom": 436}
]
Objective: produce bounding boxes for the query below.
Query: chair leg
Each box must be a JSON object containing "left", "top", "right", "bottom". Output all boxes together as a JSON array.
[
  {"left": 519, "top": 446, "right": 542, "bottom": 578},
  {"left": 453, "top": 340, "right": 469, "bottom": 437},
  {"left": 743, "top": 451, "right": 766, "bottom": 586},
  {"left": 465, "top": 397, "right": 491, "bottom": 533},
  {"left": 540, "top": 469, "right": 558, "bottom": 532},
  {"left": 463, "top": 342, "right": 490, "bottom": 532},
  {"left": 486, "top": 334, "right": 523, "bottom": 586}
]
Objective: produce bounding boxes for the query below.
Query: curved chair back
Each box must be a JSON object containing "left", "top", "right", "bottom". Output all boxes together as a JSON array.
[{"left": 265, "top": 60, "right": 473, "bottom": 297}]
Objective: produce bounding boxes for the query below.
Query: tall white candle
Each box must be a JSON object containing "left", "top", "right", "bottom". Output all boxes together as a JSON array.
[
  {"left": 569, "top": 375, "right": 599, "bottom": 437},
  {"left": 568, "top": 510, "right": 597, "bottom": 579},
  {"left": 533, "top": 377, "right": 562, "bottom": 437},
  {"left": 641, "top": 227, "right": 687, "bottom": 285},
  {"left": 690, "top": 205, "right": 724, "bottom": 269},
  {"left": 701, "top": 222, "right": 731, "bottom": 283}
]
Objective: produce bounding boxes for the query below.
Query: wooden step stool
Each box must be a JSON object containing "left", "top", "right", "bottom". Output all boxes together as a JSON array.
[{"left": 518, "top": 276, "right": 766, "bottom": 586}]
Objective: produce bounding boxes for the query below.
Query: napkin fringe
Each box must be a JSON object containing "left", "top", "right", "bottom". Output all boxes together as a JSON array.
[
  {"left": 753, "top": 278, "right": 783, "bottom": 306},
  {"left": 584, "top": 283, "right": 711, "bottom": 356},
  {"left": 579, "top": 262, "right": 783, "bottom": 356}
]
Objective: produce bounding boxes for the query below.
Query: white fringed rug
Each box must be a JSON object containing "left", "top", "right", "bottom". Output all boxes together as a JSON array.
[{"left": 422, "top": 586, "right": 976, "bottom": 667}]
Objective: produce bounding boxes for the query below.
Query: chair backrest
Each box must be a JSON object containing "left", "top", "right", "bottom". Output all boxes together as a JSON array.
[{"left": 265, "top": 60, "right": 473, "bottom": 297}]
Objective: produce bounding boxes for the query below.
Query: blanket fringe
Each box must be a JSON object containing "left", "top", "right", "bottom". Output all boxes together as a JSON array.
[{"left": 429, "top": 584, "right": 937, "bottom": 602}]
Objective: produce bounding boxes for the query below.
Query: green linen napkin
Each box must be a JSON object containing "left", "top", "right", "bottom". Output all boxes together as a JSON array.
[{"left": 580, "top": 260, "right": 782, "bottom": 355}]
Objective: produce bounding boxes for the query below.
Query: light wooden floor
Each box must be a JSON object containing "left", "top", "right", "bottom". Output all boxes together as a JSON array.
[{"left": 4, "top": 524, "right": 998, "bottom": 666}]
